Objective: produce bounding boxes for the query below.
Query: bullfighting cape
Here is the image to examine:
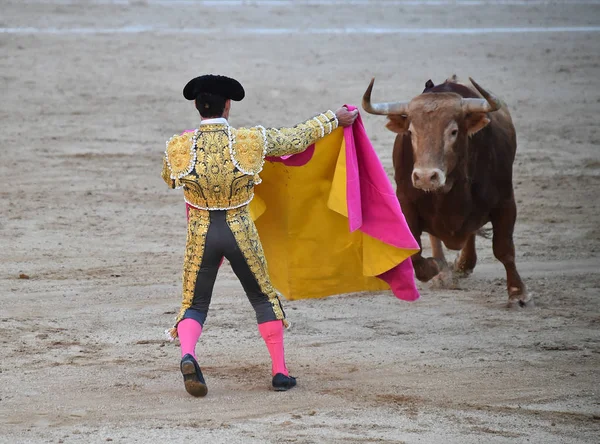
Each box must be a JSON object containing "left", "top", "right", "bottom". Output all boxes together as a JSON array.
[{"left": 249, "top": 106, "right": 421, "bottom": 301}]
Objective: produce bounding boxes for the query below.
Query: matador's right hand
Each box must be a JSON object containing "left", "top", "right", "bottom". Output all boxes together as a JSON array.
[{"left": 335, "top": 107, "right": 359, "bottom": 127}]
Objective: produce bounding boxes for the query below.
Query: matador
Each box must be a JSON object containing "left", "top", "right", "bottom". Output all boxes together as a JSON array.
[{"left": 161, "top": 74, "right": 358, "bottom": 396}]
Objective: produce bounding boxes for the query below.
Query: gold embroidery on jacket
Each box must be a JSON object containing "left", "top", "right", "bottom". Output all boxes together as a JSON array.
[
  {"left": 181, "top": 125, "right": 255, "bottom": 209},
  {"left": 265, "top": 110, "right": 339, "bottom": 157},
  {"left": 163, "top": 112, "right": 338, "bottom": 208},
  {"left": 165, "top": 133, "right": 195, "bottom": 178},
  {"left": 161, "top": 158, "right": 174, "bottom": 187},
  {"left": 231, "top": 127, "right": 266, "bottom": 174}
]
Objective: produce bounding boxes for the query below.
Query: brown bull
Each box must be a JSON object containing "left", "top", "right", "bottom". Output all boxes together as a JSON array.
[{"left": 362, "top": 76, "right": 530, "bottom": 307}]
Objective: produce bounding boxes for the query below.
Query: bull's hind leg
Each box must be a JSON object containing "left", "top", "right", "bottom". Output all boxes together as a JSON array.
[
  {"left": 454, "top": 234, "right": 477, "bottom": 276},
  {"left": 490, "top": 197, "right": 531, "bottom": 308}
]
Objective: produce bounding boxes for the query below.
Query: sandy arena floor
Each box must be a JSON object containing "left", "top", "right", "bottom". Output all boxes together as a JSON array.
[{"left": 1, "top": 1, "right": 599, "bottom": 443}]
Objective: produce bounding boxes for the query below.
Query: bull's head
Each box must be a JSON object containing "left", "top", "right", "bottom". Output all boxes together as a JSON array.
[{"left": 362, "top": 77, "right": 503, "bottom": 192}]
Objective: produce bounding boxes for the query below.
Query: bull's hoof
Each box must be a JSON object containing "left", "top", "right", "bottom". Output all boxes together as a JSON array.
[
  {"left": 453, "top": 259, "right": 475, "bottom": 277},
  {"left": 430, "top": 269, "right": 459, "bottom": 290},
  {"left": 414, "top": 257, "right": 449, "bottom": 282},
  {"left": 453, "top": 266, "right": 474, "bottom": 279},
  {"left": 415, "top": 267, "right": 440, "bottom": 283},
  {"left": 507, "top": 289, "right": 534, "bottom": 309}
]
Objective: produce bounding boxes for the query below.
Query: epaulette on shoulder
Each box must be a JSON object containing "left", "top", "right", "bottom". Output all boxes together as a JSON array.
[
  {"left": 230, "top": 126, "right": 267, "bottom": 175},
  {"left": 165, "top": 132, "right": 196, "bottom": 179}
]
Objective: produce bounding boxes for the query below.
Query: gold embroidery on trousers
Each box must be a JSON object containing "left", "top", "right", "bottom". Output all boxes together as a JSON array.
[
  {"left": 173, "top": 208, "right": 211, "bottom": 330},
  {"left": 226, "top": 206, "right": 288, "bottom": 327}
]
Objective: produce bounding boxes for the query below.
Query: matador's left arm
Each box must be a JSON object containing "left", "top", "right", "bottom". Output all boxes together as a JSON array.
[
  {"left": 161, "top": 157, "right": 180, "bottom": 189},
  {"left": 264, "top": 110, "right": 339, "bottom": 157},
  {"left": 162, "top": 132, "right": 195, "bottom": 189}
]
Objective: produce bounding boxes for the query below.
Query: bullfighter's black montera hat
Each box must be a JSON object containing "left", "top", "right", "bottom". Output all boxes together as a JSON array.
[{"left": 183, "top": 75, "right": 245, "bottom": 101}]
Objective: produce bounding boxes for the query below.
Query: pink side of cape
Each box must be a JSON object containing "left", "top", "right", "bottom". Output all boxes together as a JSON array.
[{"left": 343, "top": 105, "right": 420, "bottom": 301}]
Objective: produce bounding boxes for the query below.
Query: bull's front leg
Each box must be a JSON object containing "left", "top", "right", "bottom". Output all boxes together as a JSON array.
[
  {"left": 429, "top": 235, "right": 448, "bottom": 268},
  {"left": 490, "top": 196, "right": 532, "bottom": 307},
  {"left": 402, "top": 201, "right": 442, "bottom": 282},
  {"left": 454, "top": 233, "right": 477, "bottom": 276}
]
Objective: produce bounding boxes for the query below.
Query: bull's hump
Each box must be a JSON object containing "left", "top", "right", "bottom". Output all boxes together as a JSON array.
[{"left": 429, "top": 82, "right": 480, "bottom": 99}]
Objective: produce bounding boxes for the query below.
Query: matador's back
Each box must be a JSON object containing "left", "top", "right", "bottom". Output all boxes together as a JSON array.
[{"left": 162, "top": 111, "right": 339, "bottom": 210}]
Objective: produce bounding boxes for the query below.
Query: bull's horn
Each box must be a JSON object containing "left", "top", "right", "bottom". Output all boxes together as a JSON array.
[
  {"left": 461, "top": 77, "right": 504, "bottom": 113},
  {"left": 362, "top": 78, "right": 410, "bottom": 116}
]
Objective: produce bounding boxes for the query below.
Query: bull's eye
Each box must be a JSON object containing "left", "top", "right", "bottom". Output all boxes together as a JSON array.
[{"left": 451, "top": 129, "right": 458, "bottom": 136}]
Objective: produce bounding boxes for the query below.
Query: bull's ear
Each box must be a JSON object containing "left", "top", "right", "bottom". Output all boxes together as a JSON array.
[
  {"left": 385, "top": 115, "right": 409, "bottom": 134},
  {"left": 465, "top": 112, "right": 491, "bottom": 136}
]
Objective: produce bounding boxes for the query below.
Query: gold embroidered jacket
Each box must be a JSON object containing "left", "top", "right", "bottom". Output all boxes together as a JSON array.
[{"left": 161, "top": 110, "right": 338, "bottom": 210}]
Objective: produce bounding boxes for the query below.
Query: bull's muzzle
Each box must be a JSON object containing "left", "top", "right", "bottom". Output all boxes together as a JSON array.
[{"left": 412, "top": 168, "right": 446, "bottom": 191}]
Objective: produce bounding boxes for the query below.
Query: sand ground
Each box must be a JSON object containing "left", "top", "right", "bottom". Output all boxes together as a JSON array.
[{"left": 1, "top": 1, "right": 599, "bottom": 443}]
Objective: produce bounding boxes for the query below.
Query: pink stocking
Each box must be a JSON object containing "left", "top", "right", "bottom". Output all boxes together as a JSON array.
[
  {"left": 177, "top": 318, "right": 203, "bottom": 359},
  {"left": 258, "top": 320, "right": 288, "bottom": 376}
]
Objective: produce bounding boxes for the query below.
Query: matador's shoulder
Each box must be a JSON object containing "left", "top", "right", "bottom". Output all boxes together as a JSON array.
[
  {"left": 165, "top": 131, "right": 195, "bottom": 179},
  {"left": 232, "top": 126, "right": 266, "bottom": 147},
  {"left": 230, "top": 125, "right": 267, "bottom": 175}
]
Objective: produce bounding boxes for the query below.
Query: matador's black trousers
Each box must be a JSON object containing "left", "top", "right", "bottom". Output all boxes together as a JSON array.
[{"left": 180, "top": 208, "right": 284, "bottom": 327}]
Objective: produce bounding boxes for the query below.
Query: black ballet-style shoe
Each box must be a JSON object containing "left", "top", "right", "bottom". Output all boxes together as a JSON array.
[
  {"left": 180, "top": 354, "right": 208, "bottom": 397},
  {"left": 272, "top": 373, "right": 297, "bottom": 391}
]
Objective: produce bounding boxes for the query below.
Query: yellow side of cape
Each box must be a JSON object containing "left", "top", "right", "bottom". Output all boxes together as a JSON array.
[{"left": 250, "top": 128, "right": 411, "bottom": 300}]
